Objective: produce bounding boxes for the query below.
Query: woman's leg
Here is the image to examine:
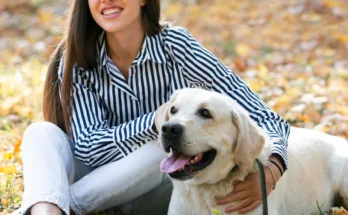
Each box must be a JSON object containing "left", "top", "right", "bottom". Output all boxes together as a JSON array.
[
  {"left": 69, "top": 141, "right": 171, "bottom": 215},
  {"left": 21, "top": 121, "right": 172, "bottom": 215},
  {"left": 20, "top": 122, "right": 90, "bottom": 215}
]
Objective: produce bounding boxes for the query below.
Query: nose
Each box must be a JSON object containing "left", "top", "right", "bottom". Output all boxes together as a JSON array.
[{"left": 161, "top": 122, "right": 183, "bottom": 140}]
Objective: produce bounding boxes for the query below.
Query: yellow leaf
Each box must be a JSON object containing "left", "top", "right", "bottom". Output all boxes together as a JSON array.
[
  {"left": 0, "top": 165, "right": 17, "bottom": 174},
  {"left": 299, "top": 115, "right": 310, "bottom": 123},
  {"left": 37, "top": 6, "right": 54, "bottom": 24},
  {"left": 248, "top": 80, "right": 264, "bottom": 92},
  {"left": 165, "top": 3, "right": 182, "bottom": 17},
  {"left": 258, "top": 64, "right": 269, "bottom": 78},
  {"left": 235, "top": 43, "right": 251, "bottom": 57},
  {"left": 2, "top": 152, "right": 13, "bottom": 160},
  {"left": 323, "top": 0, "right": 341, "bottom": 8},
  {"left": 337, "top": 35, "right": 348, "bottom": 43}
]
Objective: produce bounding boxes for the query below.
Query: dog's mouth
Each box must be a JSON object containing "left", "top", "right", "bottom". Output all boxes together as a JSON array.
[{"left": 160, "top": 148, "right": 217, "bottom": 180}]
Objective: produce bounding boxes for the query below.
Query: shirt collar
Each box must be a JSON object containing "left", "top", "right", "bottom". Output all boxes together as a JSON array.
[{"left": 97, "top": 31, "right": 166, "bottom": 67}]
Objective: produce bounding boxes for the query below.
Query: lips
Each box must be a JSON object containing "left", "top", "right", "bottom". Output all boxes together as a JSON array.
[{"left": 101, "top": 6, "right": 123, "bottom": 16}]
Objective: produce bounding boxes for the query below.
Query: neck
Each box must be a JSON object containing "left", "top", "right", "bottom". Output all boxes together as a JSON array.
[
  {"left": 173, "top": 169, "right": 246, "bottom": 215},
  {"left": 106, "top": 21, "right": 145, "bottom": 66},
  {"left": 170, "top": 136, "right": 273, "bottom": 214}
]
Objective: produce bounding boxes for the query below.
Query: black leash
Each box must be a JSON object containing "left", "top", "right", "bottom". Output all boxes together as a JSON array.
[{"left": 255, "top": 158, "right": 268, "bottom": 215}]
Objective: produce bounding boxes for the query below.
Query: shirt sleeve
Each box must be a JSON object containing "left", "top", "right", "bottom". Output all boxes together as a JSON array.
[
  {"left": 166, "top": 27, "right": 291, "bottom": 168},
  {"left": 57, "top": 57, "right": 158, "bottom": 168}
]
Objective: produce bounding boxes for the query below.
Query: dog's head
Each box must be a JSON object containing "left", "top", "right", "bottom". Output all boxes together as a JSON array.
[{"left": 156, "top": 88, "right": 267, "bottom": 185}]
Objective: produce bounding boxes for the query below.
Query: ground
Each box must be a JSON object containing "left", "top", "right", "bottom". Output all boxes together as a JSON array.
[{"left": 0, "top": 0, "right": 348, "bottom": 214}]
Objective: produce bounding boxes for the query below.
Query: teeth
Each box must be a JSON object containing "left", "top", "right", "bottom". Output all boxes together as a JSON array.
[
  {"left": 189, "top": 153, "right": 203, "bottom": 164},
  {"left": 103, "top": 8, "right": 121, "bottom": 15},
  {"left": 191, "top": 156, "right": 197, "bottom": 163}
]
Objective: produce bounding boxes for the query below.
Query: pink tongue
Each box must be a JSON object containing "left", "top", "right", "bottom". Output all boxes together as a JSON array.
[{"left": 160, "top": 153, "right": 191, "bottom": 173}]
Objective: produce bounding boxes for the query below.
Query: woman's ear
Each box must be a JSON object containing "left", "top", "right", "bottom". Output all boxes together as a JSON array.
[{"left": 140, "top": 0, "right": 146, "bottom": 6}]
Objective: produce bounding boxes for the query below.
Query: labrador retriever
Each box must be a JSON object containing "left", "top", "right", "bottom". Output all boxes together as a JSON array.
[{"left": 155, "top": 88, "right": 348, "bottom": 215}]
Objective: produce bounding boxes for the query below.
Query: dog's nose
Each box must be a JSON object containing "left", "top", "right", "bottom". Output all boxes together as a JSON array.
[{"left": 161, "top": 122, "right": 183, "bottom": 140}]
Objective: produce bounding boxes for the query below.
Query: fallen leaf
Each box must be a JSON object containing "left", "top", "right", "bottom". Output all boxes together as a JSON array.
[
  {"left": 235, "top": 43, "right": 251, "bottom": 57},
  {"left": 0, "top": 165, "right": 17, "bottom": 174},
  {"left": 14, "top": 139, "right": 22, "bottom": 153}
]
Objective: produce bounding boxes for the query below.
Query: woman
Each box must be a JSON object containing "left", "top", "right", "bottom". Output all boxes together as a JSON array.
[{"left": 18, "top": 0, "right": 290, "bottom": 214}]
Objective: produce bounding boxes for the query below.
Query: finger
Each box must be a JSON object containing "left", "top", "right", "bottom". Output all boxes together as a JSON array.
[
  {"left": 224, "top": 198, "right": 254, "bottom": 213},
  {"left": 238, "top": 200, "right": 262, "bottom": 214},
  {"left": 215, "top": 182, "right": 247, "bottom": 202},
  {"left": 231, "top": 181, "right": 248, "bottom": 193},
  {"left": 215, "top": 190, "right": 248, "bottom": 205}
]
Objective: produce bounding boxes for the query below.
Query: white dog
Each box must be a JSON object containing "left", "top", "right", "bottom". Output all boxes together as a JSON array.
[{"left": 155, "top": 88, "right": 348, "bottom": 215}]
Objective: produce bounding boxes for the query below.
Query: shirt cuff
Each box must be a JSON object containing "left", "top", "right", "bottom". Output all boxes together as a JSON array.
[{"left": 271, "top": 139, "right": 288, "bottom": 170}]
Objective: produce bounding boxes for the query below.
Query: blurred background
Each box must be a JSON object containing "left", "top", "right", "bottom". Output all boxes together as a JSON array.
[{"left": 0, "top": 0, "right": 348, "bottom": 213}]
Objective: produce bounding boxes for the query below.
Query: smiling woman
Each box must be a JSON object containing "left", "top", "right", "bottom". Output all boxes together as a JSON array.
[{"left": 15, "top": 0, "right": 291, "bottom": 214}]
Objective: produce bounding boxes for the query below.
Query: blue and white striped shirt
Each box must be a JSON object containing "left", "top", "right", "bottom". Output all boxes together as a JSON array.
[{"left": 58, "top": 26, "right": 290, "bottom": 168}]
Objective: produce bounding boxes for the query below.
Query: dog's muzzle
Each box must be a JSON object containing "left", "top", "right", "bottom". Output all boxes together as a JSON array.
[{"left": 161, "top": 121, "right": 183, "bottom": 153}]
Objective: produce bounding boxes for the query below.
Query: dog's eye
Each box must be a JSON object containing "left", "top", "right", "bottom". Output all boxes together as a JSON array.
[
  {"left": 170, "top": 106, "right": 178, "bottom": 114},
  {"left": 198, "top": 108, "right": 213, "bottom": 119}
]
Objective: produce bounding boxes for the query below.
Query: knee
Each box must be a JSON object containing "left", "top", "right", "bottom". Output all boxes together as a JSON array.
[
  {"left": 21, "top": 121, "right": 68, "bottom": 151},
  {"left": 23, "top": 122, "right": 60, "bottom": 139}
]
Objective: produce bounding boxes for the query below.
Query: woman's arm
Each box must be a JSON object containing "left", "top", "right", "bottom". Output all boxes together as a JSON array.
[{"left": 58, "top": 58, "right": 157, "bottom": 168}]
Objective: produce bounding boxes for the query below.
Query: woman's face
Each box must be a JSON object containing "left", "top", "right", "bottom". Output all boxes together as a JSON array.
[{"left": 88, "top": 0, "right": 145, "bottom": 33}]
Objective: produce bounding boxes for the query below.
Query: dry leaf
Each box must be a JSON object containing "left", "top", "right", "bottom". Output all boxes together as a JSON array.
[
  {"left": 235, "top": 43, "right": 251, "bottom": 57},
  {"left": 0, "top": 165, "right": 17, "bottom": 174},
  {"left": 14, "top": 139, "right": 22, "bottom": 153}
]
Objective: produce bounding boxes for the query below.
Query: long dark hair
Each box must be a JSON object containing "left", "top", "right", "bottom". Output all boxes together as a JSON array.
[{"left": 43, "top": 0, "right": 163, "bottom": 137}]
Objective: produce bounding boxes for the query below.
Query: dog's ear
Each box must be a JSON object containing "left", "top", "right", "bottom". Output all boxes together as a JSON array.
[
  {"left": 231, "top": 108, "right": 265, "bottom": 173},
  {"left": 155, "top": 90, "right": 182, "bottom": 134}
]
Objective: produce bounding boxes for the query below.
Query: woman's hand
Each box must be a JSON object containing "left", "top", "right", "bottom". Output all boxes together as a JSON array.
[{"left": 215, "top": 155, "right": 283, "bottom": 214}]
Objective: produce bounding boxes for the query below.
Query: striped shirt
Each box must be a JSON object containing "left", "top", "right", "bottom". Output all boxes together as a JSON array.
[{"left": 58, "top": 26, "right": 290, "bottom": 168}]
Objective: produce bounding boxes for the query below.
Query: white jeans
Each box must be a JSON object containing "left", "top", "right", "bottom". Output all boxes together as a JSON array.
[{"left": 19, "top": 122, "right": 171, "bottom": 215}]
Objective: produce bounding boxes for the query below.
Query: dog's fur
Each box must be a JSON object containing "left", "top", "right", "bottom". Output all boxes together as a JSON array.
[{"left": 155, "top": 88, "right": 348, "bottom": 215}]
